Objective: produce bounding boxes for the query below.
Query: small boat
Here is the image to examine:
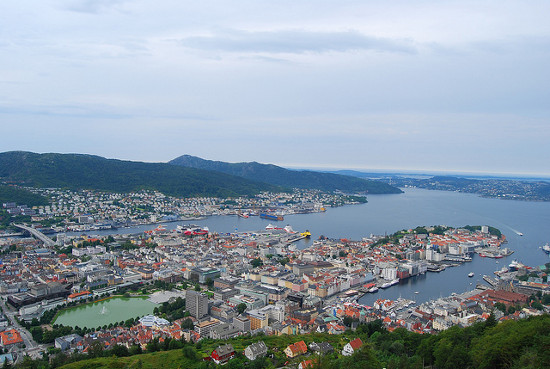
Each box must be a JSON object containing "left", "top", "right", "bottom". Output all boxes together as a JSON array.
[
  {"left": 468, "top": 272, "right": 474, "bottom": 277},
  {"left": 414, "top": 291, "right": 419, "bottom": 294},
  {"left": 542, "top": 243, "right": 550, "bottom": 254},
  {"left": 300, "top": 230, "right": 311, "bottom": 238}
]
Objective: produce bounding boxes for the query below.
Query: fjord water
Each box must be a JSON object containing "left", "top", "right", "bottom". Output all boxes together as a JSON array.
[{"left": 86, "top": 188, "right": 550, "bottom": 304}]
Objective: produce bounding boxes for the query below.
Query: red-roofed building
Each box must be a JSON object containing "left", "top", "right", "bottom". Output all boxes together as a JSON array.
[
  {"left": 68, "top": 291, "right": 91, "bottom": 302},
  {"left": 468, "top": 289, "right": 528, "bottom": 307},
  {"left": 0, "top": 329, "right": 24, "bottom": 347},
  {"left": 299, "top": 359, "right": 317, "bottom": 369},
  {"left": 342, "top": 338, "right": 363, "bottom": 356},
  {"left": 284, "top": 340, "right": 308, "bottom": 358}
]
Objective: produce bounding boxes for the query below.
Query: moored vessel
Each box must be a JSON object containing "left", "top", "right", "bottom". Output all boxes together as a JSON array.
[{"left": 260, "top": 213, "right": 284, "bottom": 221}]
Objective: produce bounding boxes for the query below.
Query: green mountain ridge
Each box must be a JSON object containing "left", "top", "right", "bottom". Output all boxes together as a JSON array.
[
  {"left": 0, "top": 151, "right": 282, "bottom": 198},
  {"left": 169, "top": 155, "right": 403, "bottom": 194}
]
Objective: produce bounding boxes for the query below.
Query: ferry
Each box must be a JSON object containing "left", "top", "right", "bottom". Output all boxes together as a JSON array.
[
  {"left": 508, "top": 259, "right": 523, "bottom": 271},
  {"left": 178, "top": 225, "right": 209, "bottom": 236}
]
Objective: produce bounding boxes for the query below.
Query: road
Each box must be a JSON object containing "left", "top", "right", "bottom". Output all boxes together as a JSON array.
[
  {"left": 12, "top": 224, "right": 56, "bottom": 247},
  {"left": 2, "top": 298, "right": 45, "bottom": 363}
]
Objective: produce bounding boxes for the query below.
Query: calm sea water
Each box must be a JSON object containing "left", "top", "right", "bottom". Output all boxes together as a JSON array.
[{"left": 77, "top": 188, "right": 550, "bottom": 304}]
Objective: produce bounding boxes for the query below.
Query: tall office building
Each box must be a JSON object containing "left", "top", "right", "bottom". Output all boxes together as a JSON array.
[{"left": 186, "top": 290, "right": 209, "bottom": 319}]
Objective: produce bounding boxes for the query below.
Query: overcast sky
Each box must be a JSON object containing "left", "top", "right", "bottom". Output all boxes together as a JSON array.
[{"left": 1, "top": 1, "right": 549, "bottom": 176}]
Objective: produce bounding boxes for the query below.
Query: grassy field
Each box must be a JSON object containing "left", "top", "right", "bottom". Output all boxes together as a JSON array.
[{"left": 60, "top": 350, "right": 195, "bottom": 369}]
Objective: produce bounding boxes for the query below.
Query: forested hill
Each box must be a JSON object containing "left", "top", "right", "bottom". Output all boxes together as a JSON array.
[
  {"left": 0, "top": 151, "right": 282, "bottom": 198},
  {"left": 170, "top": 155, "right": 403, "bottom": 194},
  {"left": 0, "top": 185, "right": 48, "bottom": 206}
]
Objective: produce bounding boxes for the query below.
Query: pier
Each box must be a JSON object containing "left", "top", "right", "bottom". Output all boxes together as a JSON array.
[{"left": 482, "top": 275, "right": 499, "bottom": 287}]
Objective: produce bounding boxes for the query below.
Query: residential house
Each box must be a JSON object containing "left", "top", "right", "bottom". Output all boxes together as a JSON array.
[
  {"left": 55, "top": 334, "right": 84, "bottom": 351},
  {"left": 244, "top": 341, "right": 268, "bottom": 361},
  {"left": 309, "top": 341, "right": 334, "bottom": 355},
  {"left": 299, "top": 359, "right": 317, "bottom": 369},
  {"left": 342, "top": 337, "right": 363, "bottom": 356},
  {"left": 211, "top": 344, "right": 235, "bottom": 364},
  {"left": 284, "top": 340, "right": 308, "bottom": 358}
]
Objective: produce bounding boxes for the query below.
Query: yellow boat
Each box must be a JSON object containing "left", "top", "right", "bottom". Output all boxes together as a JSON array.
[{"left": 301, "top": 230, "right": 311, "bottom": 238}]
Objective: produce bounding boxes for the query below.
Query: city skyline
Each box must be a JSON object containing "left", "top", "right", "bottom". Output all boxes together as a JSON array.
[{"left": 1, "top": 1, "right": 549, "bottom": 175}]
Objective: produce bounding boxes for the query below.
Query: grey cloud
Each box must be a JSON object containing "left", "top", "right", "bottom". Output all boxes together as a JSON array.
[{"left": 179, "top": 29, "right": 417, "bottom": 54}]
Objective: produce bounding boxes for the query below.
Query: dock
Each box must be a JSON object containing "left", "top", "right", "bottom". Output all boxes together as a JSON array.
[
  {"left": 287, "top": 235, "right": 306, "bottom": 243},
  {"left": 482, "top": 275, "right": 499, "bottom": 287}
]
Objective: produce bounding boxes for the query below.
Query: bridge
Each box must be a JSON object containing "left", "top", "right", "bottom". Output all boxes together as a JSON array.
[
  {"left": 12, "top": 224, "right": 56, "bottom": 247},
  {"left": 0, "top": 232, "right": 23, "bottom": 238}
]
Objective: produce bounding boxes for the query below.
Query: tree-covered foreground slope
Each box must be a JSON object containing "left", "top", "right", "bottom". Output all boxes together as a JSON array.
[
  {"left": 0, "top": 151, "right": 282, "bottom": 198},
  {"left": 170, "top": 155, "right": 403, "bottom": 194},
  {"left": 32, "top": 315, "right": 549, "bottom": 369}
]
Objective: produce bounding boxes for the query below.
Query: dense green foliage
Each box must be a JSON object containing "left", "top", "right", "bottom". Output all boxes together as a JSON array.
[
  {"left": 170, "top": 155, "right": 403, "bottom": 194},
  {"left": 152, "top": 297, "right": 187, "bottom": 321},
  {"left": 462, "top": 225, "right": 502, "bottom": 238},
  {"left": 14, "top": 315, "right": 545, "bottom": 369},
  {"left": 0, "top": 185, "right": 49, "bottom": 206},
  {"left": 0, "top": 151, "right": 282, "bottom": 198}
]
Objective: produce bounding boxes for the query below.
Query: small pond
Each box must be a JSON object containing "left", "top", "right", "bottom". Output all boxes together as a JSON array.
[{"left": 54, "top": 296, "right": 158, "bottom": 328}]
